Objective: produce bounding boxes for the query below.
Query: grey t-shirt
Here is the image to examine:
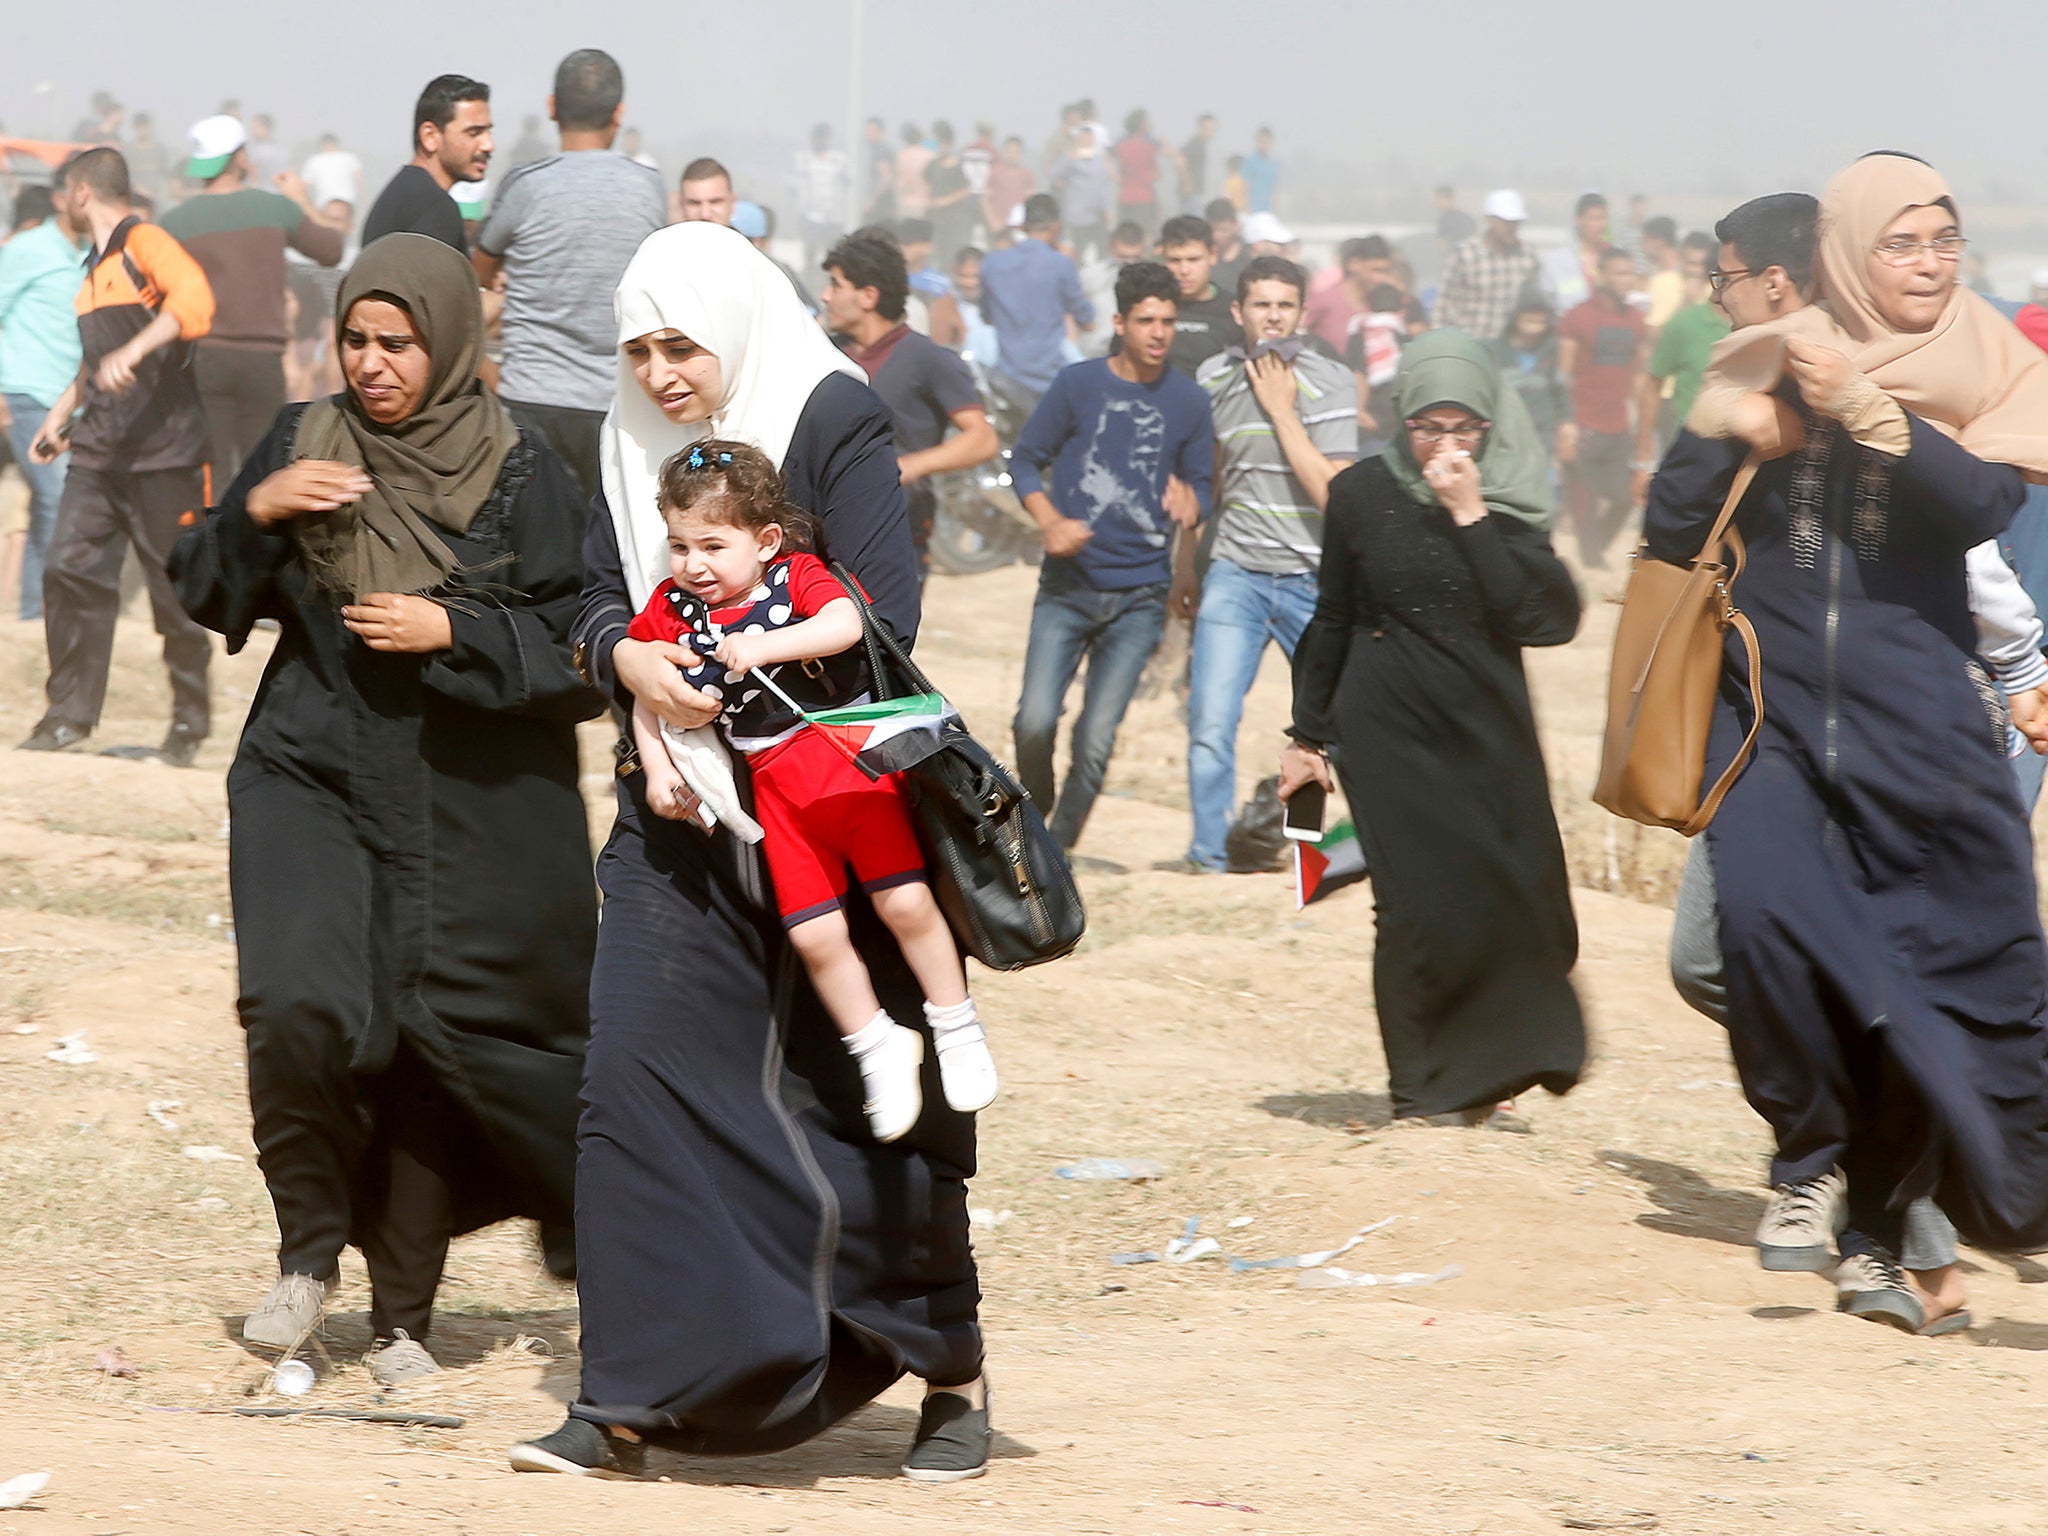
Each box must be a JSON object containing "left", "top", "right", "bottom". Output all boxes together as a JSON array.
[
  {"left": 1198, "top": 346, "right": 1359, "bottom": 576},
  {"left": 479, "top": 151, "right": 667, "bottom": 412}
]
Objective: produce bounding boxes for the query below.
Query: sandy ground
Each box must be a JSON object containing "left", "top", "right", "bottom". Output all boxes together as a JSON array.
[{"left": 3, "top": 562, "right": 2048, "bottom": 1536}]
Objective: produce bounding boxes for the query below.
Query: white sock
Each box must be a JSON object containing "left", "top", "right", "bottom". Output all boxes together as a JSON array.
[
  {"left": 924, "top": 998, "right": 982, "bottom": 1041},
  {"left": 846, "top": 1011, "right": 898, "bottom": 1057}
]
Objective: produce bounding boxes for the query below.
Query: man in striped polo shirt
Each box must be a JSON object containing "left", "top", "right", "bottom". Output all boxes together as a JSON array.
[{"left": 1180, "top": 255, "right": 1357, "bottom": 871}]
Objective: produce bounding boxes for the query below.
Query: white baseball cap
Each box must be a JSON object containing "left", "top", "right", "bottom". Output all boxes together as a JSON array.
[
  {"left": 1481, "top": 188, "right": 1529, "bottom": 223},
  {"left": 1241, "top": 210, "right": 1296, "bottom": 247},
  {"left": 186, "top": 115, "right": 247, "bottom": 180}
]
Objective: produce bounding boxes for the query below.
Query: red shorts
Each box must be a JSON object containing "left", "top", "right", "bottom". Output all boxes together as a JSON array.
[{"left": 750, "top": 727, "right": 928, "bottom": 927}]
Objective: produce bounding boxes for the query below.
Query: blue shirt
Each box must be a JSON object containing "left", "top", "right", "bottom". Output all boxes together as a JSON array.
[
  {"left": 979, "top": 236, "right": 1093, "bottom": 394},
  {"left": 0, "top": 219, "right": 87, "bottom": 409},
  {"left": 1012, "top": 358, "right": 1214, "bottom": 590},
  {"left": 1243, "top": 152, "right": 1280, "bottom": 213}
]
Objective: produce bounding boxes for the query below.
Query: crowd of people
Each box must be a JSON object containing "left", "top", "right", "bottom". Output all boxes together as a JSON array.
[{"left": 6, "top": 51, "right": 2048, "bottom": 1484}]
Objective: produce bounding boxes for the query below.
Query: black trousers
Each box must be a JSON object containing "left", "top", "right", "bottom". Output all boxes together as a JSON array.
[
  {"left": 505, "top": 398, "right": 604, "bottom": 505},
  {"left": 41, "top": 464, "right": 211, "bottom": 736},
  {"left": 196, "top": 345, "right": 286, "bottom": 489},
  {"left": 1568, "top": 429, "right": 1636, "bottom": 568}
]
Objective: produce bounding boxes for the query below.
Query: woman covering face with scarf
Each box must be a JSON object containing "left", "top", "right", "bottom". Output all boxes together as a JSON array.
[
  {"left": 1643, "top": 155, "right": 2048, "bottom": 1337},
  {"left": 1278, "top": 328, "right": 1586, "bottom": 1131},
  {"left": 511, "top": 223, "right": 990, "bottom": 1484},
  {"left": 170, "top": 233, "right": 602, "bottom": 1387}
]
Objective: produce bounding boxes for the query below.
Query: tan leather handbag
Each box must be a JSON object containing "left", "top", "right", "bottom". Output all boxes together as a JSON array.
[{"left": 1593, "top": 458, "right": 1764, "bottom": 836}]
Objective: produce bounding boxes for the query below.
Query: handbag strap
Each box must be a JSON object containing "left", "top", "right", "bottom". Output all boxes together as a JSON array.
[
  {"left": 1676, "top": 454, "right": 1764, "bottom": 837},
  {"left": 826, "top": 561, "right": 938, "bottom": 700}
]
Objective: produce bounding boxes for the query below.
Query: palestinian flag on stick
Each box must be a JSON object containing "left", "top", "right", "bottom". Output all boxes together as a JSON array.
[
  {"left": 798, "top": 691, "right": 960, "bottom": 779},
  {"left": 1295, "top": 820, "right": 1368, "bottom": 908}
]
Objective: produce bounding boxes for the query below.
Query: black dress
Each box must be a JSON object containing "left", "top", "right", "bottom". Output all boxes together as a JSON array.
[
  {"left": 1289, "top": 456, "right": 1586, "bottom": 1119},
  {"left": 568, "top": 372, "right": 981, "bottom": 1452},
  {"left": 1647, "top": 415, "right": 2048, "bottom": 1255},
  {"left": 170, "top": 407, "right": 601, "bottom": 1323}
]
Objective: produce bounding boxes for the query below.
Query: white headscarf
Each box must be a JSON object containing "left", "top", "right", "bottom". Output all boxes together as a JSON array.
[{"left": 601, "top": 222, "right": 866, "bottom": 608}]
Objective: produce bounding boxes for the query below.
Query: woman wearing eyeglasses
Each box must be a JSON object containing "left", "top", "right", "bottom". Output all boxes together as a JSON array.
[
  {"left": 1278, "top": 328, "right": 1585, "bottom": 1128},
  {"left": 1644, "top": 154, "right": 2048, "bottom": 1333}
]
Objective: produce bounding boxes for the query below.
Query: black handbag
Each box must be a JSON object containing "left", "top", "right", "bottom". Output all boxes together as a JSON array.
[{"left": 831, "top": 566, "right": 1087, "bottom": 971}]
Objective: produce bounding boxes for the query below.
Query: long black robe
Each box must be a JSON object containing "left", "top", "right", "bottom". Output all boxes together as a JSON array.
[
  {"left": 1289, "top": 457, "right": 1586, "bottom": 1119},
  {"left": 568, "top": 372, "right": 982, "bottom": 1452},
  {"left": 1647, "top": 414, "right": 2048, "bottom": 1255},
  {"left": 170, "top": 406, "right": 601, "bottom": 1279}
]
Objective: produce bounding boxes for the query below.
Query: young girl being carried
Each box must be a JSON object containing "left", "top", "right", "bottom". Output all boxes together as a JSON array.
[{"left": 626, "top": 439, "right": 997, "bottom": 1142}]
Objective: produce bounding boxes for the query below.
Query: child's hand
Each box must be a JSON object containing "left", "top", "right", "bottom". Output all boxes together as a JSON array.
[{"left": 714, "top": 632, "right": 767, "bottom": 674}]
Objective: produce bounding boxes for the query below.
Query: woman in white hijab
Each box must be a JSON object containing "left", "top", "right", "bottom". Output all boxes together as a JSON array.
[{"left": 512, "top": 224, "right": 991, "bottom": 1483}]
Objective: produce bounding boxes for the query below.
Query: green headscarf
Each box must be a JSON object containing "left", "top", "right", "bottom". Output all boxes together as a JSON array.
[
  {"left": 1384, "top": 328, "right": 1555, "bottom": 529},
  {"left": 292, "top": 233, "right": 519, "bottom": 599}
]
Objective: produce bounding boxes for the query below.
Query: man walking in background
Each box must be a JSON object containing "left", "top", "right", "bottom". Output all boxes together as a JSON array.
[
  {"left": 1182, "top": 254, "right": 1356, "bottom": 871},
  {"left": 473, "top": 49, "right": 665, "bottom": 501},
  {"left": 1435, "top": 189, "right": 1540, "bottom": 341},
  {"left": 1542, "top": 191, "right": 1610, "bottom": 317},
  {"left": 19, "top": 149, "right": 215, "bottom": 766},
  {"left": 1157, "top": 214, "right": 1240, "bottom": 377},
  {"left": 1557, "top": 245, "right": 1647, "bottom": 569},
  {"left": 161, "top": 114, "right": 345, "bottom": 485},
  {"left": 1010, "top": 262, "right": 1213, "bottom": 852},
  {"left": 362, "top": 76, "right": 492, "bottom": 252},
  {"left": 979, "top": 193, "right": 1093, "bottom": 417},
  {"left": 1179, "top": 114, "right": 1218, "bottom": 214},
  {"left": 0, "top": 185, "right": 87, "bottom": 621},
  {"left": 795, "top": 124, "right": 847, "bottom": 274},
  {"left": 1242, "top": 127, "right": 1280, "bottom": 213},
  {"left": 820, "top": 229, "right": 998, "bottom": 575}
]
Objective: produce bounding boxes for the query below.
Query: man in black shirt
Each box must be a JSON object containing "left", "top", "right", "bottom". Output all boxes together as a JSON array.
[
  {"left": 362, "top": 75, "right": 494, "bottom": 253},
  {"left": 1158, "top": 213, "right": 1241, "bottom": 377},
  {"left": 820, "top": 228, "right": 998, "bottom": 577}
]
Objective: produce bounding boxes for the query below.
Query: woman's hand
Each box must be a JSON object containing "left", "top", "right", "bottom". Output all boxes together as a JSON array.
[
  {"left": 343, "top": 593, "right": 454, "bottom": 653},
  {"left": 2010, "top": 686, "right": 2048, "bottom": 756},
  {"left": 612, "top": 637, "right": 724, "bottom": 729},
  {"left": 246, "top": 460, "right": 374, "bottom": 527},
  {"left": 1277, "top": 740, "right": 1334, "bottom": 801},
  {"left": 1784, "top": 338, "right": 1857, "bottom": 419},
  {"left": 1422, "top": 448, "right": 1488, "bottom": 526}
]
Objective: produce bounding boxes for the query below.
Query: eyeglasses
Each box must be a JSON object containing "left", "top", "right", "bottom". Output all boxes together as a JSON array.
[
  {"left": 1707, "top": 267, "right": 1756, "bottom": 294},
  {"left": 1872, "top": 235, "right": 1968, "bottom": 266},
  {"left": 1405, "top": 418, "right": 1490, "bottom": 443}
]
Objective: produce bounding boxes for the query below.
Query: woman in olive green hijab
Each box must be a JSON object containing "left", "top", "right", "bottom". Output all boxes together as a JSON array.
[{"left": 1278, "top": 327, "right": 1587, "bottom": 1129}]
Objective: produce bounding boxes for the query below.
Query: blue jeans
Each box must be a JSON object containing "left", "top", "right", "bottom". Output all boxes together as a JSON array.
[
  {"left": 1011, "top": 565, "right": 1169, "bottom": 848},
  {"left": 4, "top": 392, "right": 67, "bottom": 620},
  {"left": 1185, "top": 558, "right": 1319, "bottom": 868}
]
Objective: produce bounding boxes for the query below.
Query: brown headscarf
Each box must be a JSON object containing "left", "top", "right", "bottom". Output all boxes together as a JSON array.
[
  {"left": 293, "top": 233, "right": 519, "bottom": 598},
  {"left": 1689, "top": 155, "right": 2048, "bottom": 480}
]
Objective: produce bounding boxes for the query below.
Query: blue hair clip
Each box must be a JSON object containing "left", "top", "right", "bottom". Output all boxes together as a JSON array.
[{"left": 686, "top": 447, "right": 736, "bottom": 471}]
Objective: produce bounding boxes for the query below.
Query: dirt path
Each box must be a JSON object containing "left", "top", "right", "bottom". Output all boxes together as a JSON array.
[{"left": 2, "top": 571, "right": 2046, "bottom": 1535}]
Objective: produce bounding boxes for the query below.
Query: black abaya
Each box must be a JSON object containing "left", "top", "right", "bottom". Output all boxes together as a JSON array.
[
  {"left": 171, "top": 407, "right": 601, "bottom": 1308},
  {"left": 568, "top": 372, "right": 982, "bottom": 1451},
  {"left": 1289, "top": 457, "right": 1586, "bottom": 1118}
]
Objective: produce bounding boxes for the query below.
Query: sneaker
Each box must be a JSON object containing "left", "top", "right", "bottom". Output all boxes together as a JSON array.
[
  {"left": 1835, "top": 1249, "right": 1925, "bottom": 1333},
  {"left": 934, "top": 1024, "right": 1000, "bottom": 1114},
  {"left": 16, "top": 719, "right": 88, "bottom": 753},
  {"left": 243, "top": 1272, "right": 336, "bottom": 1351},
  {"left": 1757, "top": 1167, "right": 1847, "bottom": 1272},
  {"left": 857, "top": 1022, "right": 925, "bottom": 1143},
  {"left": 902, "top": 1385, "right": 992, "bottom": 1483},
  {"left": 509, "top": 1416, "right": 646, "bottom": 1479},
  {"left": 366, "top": 1329, "right": 441, "bottom": 1387}
]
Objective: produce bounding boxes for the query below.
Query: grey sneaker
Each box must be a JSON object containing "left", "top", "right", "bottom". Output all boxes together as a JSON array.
[
  {"left": 366, "top": 1329, "right": 441, "bottom": 1387},
  {"left": 242, "top": 1273, "right": 335, "bottom": 1350},
  {"left": 1835, "top": 1250, "right": 1925, "bottom": 1333},
  {"left": 1757, "top": 1167, "right": 1846, "bottom": 1272}
]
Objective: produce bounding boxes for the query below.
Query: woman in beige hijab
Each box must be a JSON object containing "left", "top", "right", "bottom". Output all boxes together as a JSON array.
[{"left": 1641, "top": 155, "right": 2048, "bottom": 1337}]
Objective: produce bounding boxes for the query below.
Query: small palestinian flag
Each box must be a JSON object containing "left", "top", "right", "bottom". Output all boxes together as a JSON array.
[
  {"left": 1295, "top": 820, "right": 1368, "bottom": 908},
  {"left": 802, "top": 691, "right": 960, "bottom": 779}
]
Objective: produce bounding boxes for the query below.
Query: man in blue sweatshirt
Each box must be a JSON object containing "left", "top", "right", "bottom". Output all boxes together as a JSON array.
[{"left": 1010, "top": 260, "right": 1214, "bottom": 849}]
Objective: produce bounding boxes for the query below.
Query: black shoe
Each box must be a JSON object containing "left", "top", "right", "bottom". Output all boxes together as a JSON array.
[
  {"left": 159, "top": 723, "right": 205, "bottom": 768},
  {"left": 902, "top": 1386, "right": 992, "bottom": 1483},
  {"left": 17, "top": 720, "right": 88, "bottom": 753},
  {"left": 508, "top": 1416, "right": 646, "bottom": 1479}
]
